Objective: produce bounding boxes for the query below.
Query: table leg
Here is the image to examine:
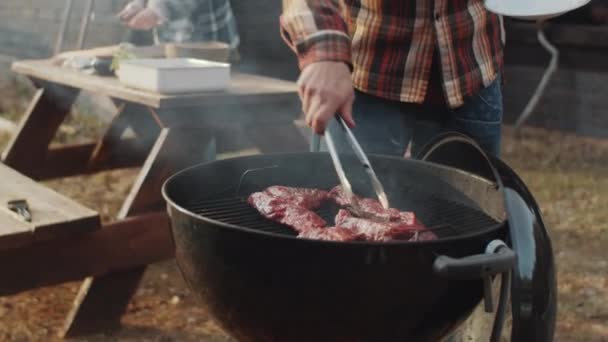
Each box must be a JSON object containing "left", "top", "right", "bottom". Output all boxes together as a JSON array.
[
  {"left": 61, "top": 125, "right": 216, "bottom": 337},
  {"left": 87, "top": 102, "right": 161, "bottom": 167},
  {"left": 115, "top": 102, "right": 165, "bottom": 146},
  {"left": 2, "top": 82, "right": 79, "bottom": 178},
  {"left": 87, "top": 102, "right": 128, "bottom": 167}
]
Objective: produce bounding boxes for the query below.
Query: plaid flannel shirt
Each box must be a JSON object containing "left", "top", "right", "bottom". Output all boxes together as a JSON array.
[
  {"left": 280, "top": 0, "right": 505, "bottom": 108},
  {"left": 146, "top": 0, "right": 240, "bottom": 49}
]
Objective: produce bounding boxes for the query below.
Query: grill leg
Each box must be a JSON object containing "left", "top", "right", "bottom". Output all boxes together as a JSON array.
[{"left": 444, "top": 279, "right": 506, "bottom": 342}]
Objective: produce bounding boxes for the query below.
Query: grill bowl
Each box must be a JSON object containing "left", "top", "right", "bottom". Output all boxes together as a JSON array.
[{"left": 163, "top": 153, "right": 507, "bottom": 342}]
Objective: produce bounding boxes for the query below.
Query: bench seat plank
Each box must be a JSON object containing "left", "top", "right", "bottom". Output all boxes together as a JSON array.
[{"left": 0, "top": 163, "right": 100, "bottom": 250}]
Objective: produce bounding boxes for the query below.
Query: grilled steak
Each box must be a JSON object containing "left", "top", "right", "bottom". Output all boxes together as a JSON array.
[
  {"left": 334, "top": 209, "right": 432, "bottom": 242},
  {"left": 264, "top": 185, "right": 329, "bottom": 208},
  {"left": 248, "top": 186, "right": 436, "bottom": 242},
  {"left": 247, "top": 192, "right": 290, "bottom": 216},
  {"left": 248, "top": 191, "right": 326, "bottom": 232},
  {"left": 329, "top": 186, "right": 415, "bottom": 224},
  {"left": 297, "top": 226, "right": 364, "bottom": 242},
  {"left": 267, "top": 206, "right": 327, "bottom": 231}
]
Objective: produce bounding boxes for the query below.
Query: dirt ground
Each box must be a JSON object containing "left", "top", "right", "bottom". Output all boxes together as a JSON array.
[{"left": 0, "top": 104, "right": 606, "bottom": 341}]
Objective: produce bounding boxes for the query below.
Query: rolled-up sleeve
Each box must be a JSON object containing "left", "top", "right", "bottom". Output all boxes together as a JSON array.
[{"left": 280, "top": 0, "right": 352, "bottom": 70}]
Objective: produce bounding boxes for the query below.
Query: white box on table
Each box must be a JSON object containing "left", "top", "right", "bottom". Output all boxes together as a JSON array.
[{"left": 116, "top": 58, "right": 231, "bottom": 94}]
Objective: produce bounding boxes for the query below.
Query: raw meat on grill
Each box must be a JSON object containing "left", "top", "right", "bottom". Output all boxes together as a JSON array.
[
  {"left": 248, "top": 185, "right": 436, "bottom": 242},
  {"left": 248, "top": 187, "right": 355, "bottom": 241},
  {"left": 334, "top": 209, "right": 434, "bottom": 242},
  {"left": 263, "top": 185, "right": 329, "bottom": 209},
  {"left": 297, "top": 226, "right": 364, "bottom": 242},
  {"left": 267, "top": 206, "right": 327, "bottom": 232},
  {"left": 247, "top": 192, "right": 288, "bottom": 216},
  {"left": 248, "top": 191, "right": 326, "bottom": 232},
  {"left": 329, "top": 186, "right": 415, "bottom": 224}
]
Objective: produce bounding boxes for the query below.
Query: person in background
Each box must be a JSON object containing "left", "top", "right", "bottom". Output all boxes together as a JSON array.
[
  {"left": 118, "top": 0, "right": 240, "bottom": 60},
  {"left": 280, "top": 0, "right": 505, "bottom": 157}
]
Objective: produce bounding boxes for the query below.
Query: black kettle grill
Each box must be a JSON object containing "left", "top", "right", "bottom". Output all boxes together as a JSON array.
[{"left": 162, "top": 133, "right": 557, "bottom": 342}]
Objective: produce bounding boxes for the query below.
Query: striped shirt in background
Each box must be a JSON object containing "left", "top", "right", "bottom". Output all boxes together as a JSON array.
[{"left": 280, "top": 0, "right": 505, "bottom": 108}]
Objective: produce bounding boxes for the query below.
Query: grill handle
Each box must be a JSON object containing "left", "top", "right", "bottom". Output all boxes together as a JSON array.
[
  {"left": 433, "top": 245, "right": 516, "bottom": 280},
  {"left": 433, "top": 240, "right": 516, "bottom": 314},
  {"left": 434, "top": 241, "right": 515, "bottom": 342}
]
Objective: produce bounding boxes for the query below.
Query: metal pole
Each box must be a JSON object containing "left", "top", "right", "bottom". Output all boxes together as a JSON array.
[
  {"left": 54, "top": 0, "right": 74, "bottom": 55},
  {"left": 77, "top": 0, "right": 96, "bottom": 49},
  {"left": 515, "top": 21, "right": 559, "bottom": 129}
]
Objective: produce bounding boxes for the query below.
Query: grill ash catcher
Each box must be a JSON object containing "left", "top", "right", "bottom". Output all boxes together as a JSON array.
[{"left": 162, "top": 132, "right": 556, "bottom": 342}]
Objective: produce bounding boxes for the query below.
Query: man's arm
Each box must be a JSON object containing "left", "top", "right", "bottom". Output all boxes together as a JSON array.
[
  {"left": 280, "top": 0, "right": 356, "bottom": 135},
  {"left": 117, "top": 0, "right": 146, "bottom": 22},
  {"left": 280, "top": 0, "right": 352, "bottom": 70},
  {"left": 123, "top": 0, "right": 197, "bottom": 31}
]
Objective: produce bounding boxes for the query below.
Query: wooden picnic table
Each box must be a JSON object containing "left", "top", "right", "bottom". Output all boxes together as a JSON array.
[{"left": 0, "top": 58, "right": 305, "bottom": 337}]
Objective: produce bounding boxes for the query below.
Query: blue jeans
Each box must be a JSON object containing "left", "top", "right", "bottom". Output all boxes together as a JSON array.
[{"left": 320, "top": 77, "right": 503, "bottom": 157}]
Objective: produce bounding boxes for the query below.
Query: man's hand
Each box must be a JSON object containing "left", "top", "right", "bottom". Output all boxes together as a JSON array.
[
  {"left": 297, "top": 61, "right": 355, "bottom": 135},
  {"left": 126, "top": 8, "right": 164, "bottom": 30},
  {"left": 117, "top": 1, "right": 144, "bottom": 22}
]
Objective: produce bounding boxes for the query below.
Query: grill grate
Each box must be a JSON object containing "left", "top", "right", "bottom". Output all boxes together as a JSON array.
[{"left": 183, "top": 195, "right": 501, "bottom": 239}]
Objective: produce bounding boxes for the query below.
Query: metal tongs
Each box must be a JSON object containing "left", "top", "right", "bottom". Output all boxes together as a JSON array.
[{"left": 323, "top": 116, "right": 390, "bottom": 213}]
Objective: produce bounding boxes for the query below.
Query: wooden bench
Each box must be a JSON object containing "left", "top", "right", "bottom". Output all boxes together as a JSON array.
[{"left": 0, "top": 162, "right": 100, "bottom": 251}]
